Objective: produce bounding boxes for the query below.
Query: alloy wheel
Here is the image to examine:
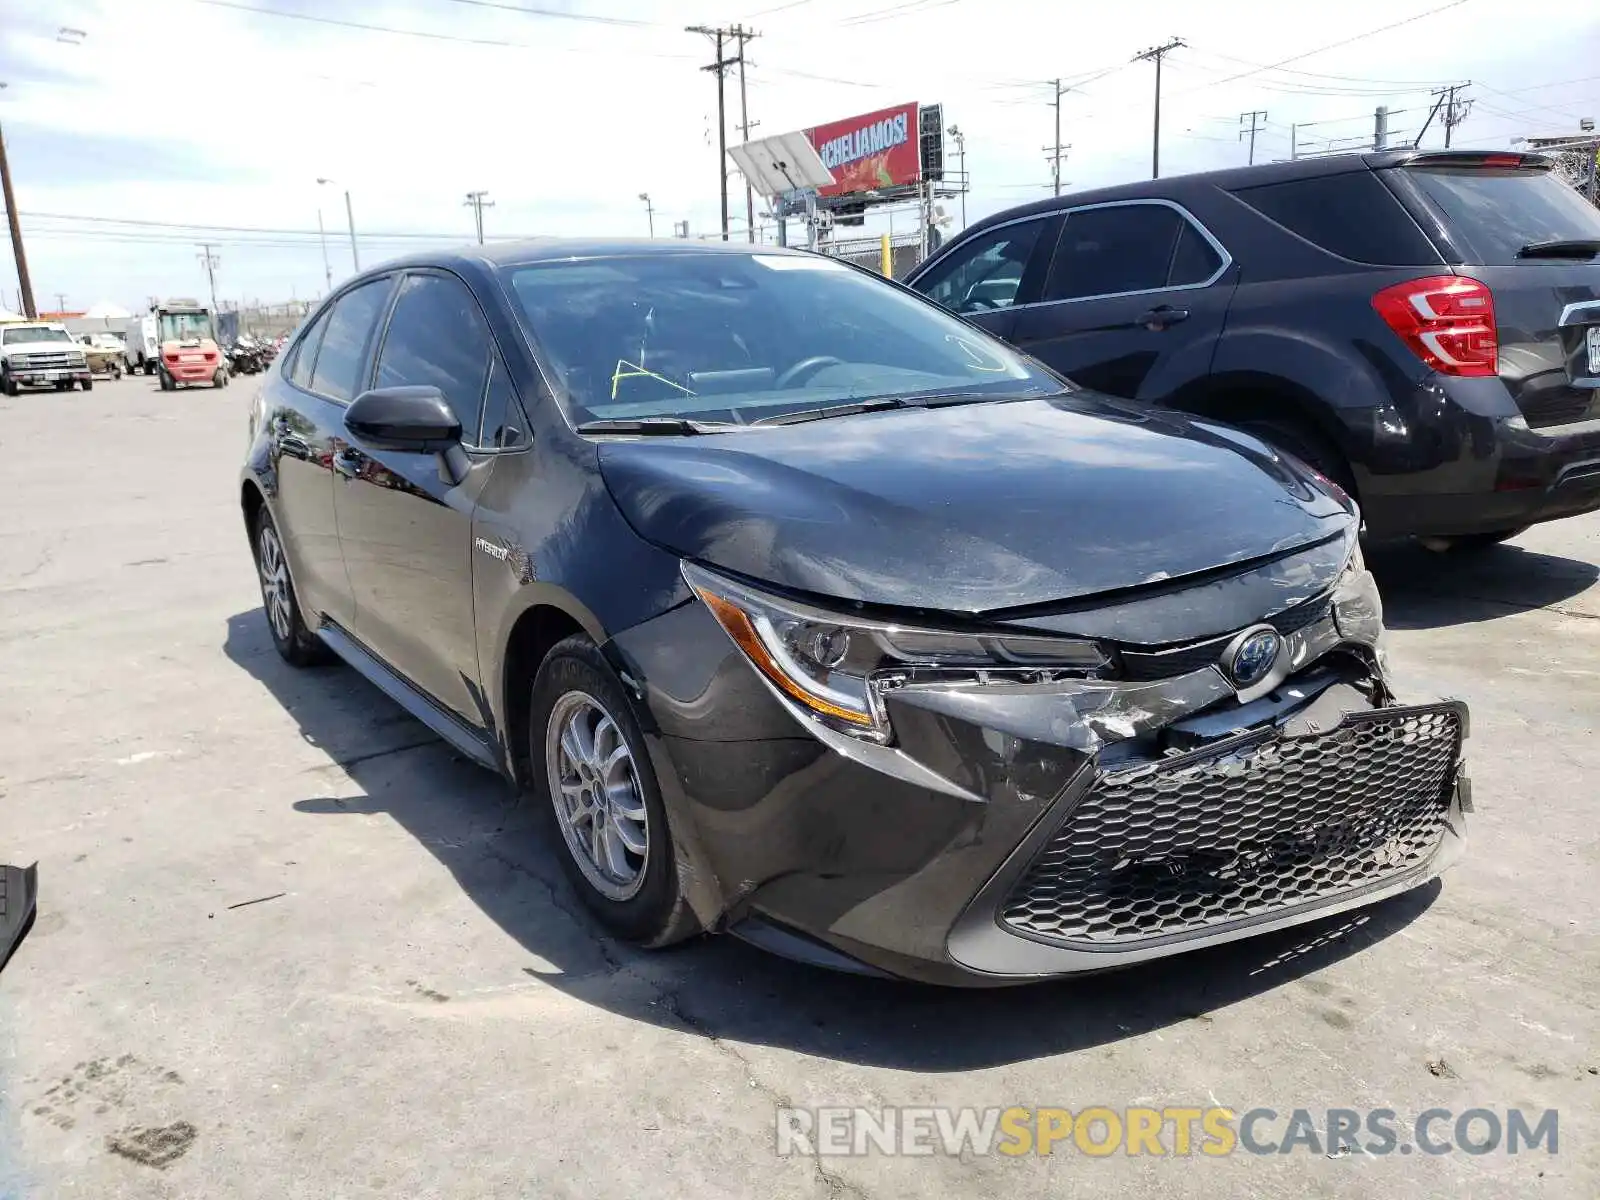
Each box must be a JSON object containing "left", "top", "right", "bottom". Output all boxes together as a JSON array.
[
  {"left": 544, "top": 691, "right": 649, "bottom": 901},
  {"left": 257, "top": 523, "right": 293, "bottom": 643}
]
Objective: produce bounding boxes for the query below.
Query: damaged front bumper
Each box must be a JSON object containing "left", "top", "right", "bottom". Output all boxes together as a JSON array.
[{"left": 607, "top": 551, "right": 1469, "bottom": 985}]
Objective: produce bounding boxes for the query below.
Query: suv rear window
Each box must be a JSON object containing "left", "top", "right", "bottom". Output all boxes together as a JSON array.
[
  {"left": 1233, "top": 171, "right": 1439, "bottom": 265},
  {"left": 1400, "top": 166, "right": 1600, "bottom": 265}
]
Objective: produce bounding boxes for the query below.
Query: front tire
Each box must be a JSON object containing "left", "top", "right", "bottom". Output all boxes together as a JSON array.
[
  {"left": 80, "top": 379, "right": 92, "bottom": 392},
  {"left": 528, "top": 636, "right": 698, "bottom": 948},
  {"left": 253, "top": 508, "right": 331, "bottom": 667},
  {"left": 158, "top": 367, "right": 175, "bottom": 392}
]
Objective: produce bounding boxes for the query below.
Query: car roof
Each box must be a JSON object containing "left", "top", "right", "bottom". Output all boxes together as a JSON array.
[
  {"left": 954, "top": 148, "right": 1555, "bottom": 237},
  {"left": 370, "top": 238, "right": 815, "bottom": 275}
]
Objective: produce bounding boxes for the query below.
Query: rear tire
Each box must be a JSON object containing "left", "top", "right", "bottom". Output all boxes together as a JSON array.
[
  {"left": 253, "top": 508, "right": 332, "bottom": 667},
  {"left": 80, "top": 379, "right": 92, "bottom": 392},
  {"left": 1236, "top": 417, "right": 1356, "bottom": 498},
  {"left": 158, "top": 367, "right": 175, "bottom": 392},
  {"left": 1425, "top": 527, "right": 1528, "bottom": 552},
  {"left": 528, "top": 635, "right": 699, "bottom": 948}
]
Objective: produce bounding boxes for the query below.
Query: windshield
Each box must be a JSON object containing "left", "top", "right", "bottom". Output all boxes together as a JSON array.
[
  {"left": 158, "top": 311, "right": 215, "bottom": 341},
  {"left": 1402, "top": 166, "right": 1600, "bottom": 264},
  {"left": 3, "top": 326, "right": 72, "bottom": 345},
  {"left": 502, "top": 252, "right": 1060, "bottom": 426}
]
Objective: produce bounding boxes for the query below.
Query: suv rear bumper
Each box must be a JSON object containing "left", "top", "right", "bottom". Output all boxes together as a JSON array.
[{"left": 1356, "top": 384, "right": 1600, "bottom": 537}]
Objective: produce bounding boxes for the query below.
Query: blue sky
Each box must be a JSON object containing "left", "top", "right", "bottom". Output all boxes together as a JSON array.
[{"left": 1, "top": 0, "right": 1596, "bottom": 312}]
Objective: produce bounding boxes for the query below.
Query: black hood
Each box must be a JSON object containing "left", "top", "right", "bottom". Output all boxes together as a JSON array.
[{"left": 598, "top": 394, "right": 1354, "bottom": 615}]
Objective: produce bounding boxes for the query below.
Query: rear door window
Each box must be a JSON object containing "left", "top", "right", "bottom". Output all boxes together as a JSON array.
[
  {"left": 1233, "top": 170, "right": 1438, "bottom": 265},
  {"left": 309, "top": 279, "right": 391, "bottom": 401},
  {"left": 1398, "top": 166, "right": 1600, "bottom": 264},
  {"left": 289, "top": 310, "right": 331, "bottom": 390},
  {"left": 1044, "top": 203, "right": 1186, "bottom": 301},
  {"left": 1168, "top": 221, "right": 1225, "bottom": 286},
  {"left": 914, "top": 219, "right": 1049, "bottom": 314}
]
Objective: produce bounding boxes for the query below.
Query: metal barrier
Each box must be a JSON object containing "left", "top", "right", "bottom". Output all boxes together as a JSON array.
[{"left": 823, "top": 233, "right": 926, "bottom": 280}]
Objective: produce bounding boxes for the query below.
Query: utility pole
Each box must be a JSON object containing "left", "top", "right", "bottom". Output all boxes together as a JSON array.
[
  {"left": 688, "top": 25, "right": 751, "bottom": 242},
  {"left": 1050, "top": 79, "right": 1066, "bottom": 195},
  {"left": 1417, "top": 82, "right": 1471, "bottom": 149},
  {"left": 1240, "top": 109, "right": 1267, "bottom": 165},
  {"left": 639, "top": 192, "right": 655, "bottom": 237},
  {"left": 1374, "top": 105, "right": 1389, "bottom": 151},
  {"left": 733, "top": 24, "right": 759, "bottom": 243},
  {"left": 1133, "top": 38, "right": 1185, "bottom": 179},
  {"left": 464, "top": 190, "right": 494, "bottom": 244},
  {"left": 53, "top": 292, "right": 66, "bottom": 312},
  {"left": 0, "top": 85, "right": 36, "bottom": 318},
  {"left": 1291, "top": 123, "right": 1299, "bottom": 160},
  {"left": 196, "top": 244, "right": 220, "bottom": 317}
]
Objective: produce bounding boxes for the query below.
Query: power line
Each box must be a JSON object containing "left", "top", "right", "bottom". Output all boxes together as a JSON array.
[
  {"left": 435, "top": 0, "right": 654, "bottom": 26},
  {"left": 196, "top": 0, "right": 694, "bottom": 59},
  {"left": 1182, "top": 46, "right": 1453, "bottom": 87},
  {"left": 1170, "top": 0, "right": 1473, "bottom": 96}
]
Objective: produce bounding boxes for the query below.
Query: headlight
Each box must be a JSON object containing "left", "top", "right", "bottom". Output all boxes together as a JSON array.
[
  {"left": 1331, "top": 540, "right": 1384, "bottom": 645},
  {"left": 683, "top": 562, "right": 1109, "bottom": 743}
]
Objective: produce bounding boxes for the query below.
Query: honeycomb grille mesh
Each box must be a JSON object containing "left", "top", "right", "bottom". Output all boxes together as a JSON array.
[{"left": 1002, "top": 705, "right": 1462, "bottom": 945}]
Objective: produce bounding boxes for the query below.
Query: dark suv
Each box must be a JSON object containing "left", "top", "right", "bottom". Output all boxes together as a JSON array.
[{"left": 907, "top": 150, "right": 1600, "bottom": 546}]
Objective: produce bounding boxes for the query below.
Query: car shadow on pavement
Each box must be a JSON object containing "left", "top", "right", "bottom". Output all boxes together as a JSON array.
[
  {"left": 226, "top": 608, "right": 1441, "bottom": 1072},
  {"left": 1369, "top": 539, "right": 1597, "bottom": 629}
]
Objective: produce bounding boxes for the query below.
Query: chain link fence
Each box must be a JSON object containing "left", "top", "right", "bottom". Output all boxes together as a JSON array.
[{"left": 821, "top": 232, "right": 928, "bottom": 280}]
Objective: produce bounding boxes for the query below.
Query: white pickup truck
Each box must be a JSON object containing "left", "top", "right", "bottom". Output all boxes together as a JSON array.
[{"left": 0, "top": 322, "right": 93, "bottom": 395}]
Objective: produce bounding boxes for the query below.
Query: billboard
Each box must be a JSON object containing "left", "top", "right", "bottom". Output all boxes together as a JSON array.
[{"left": 805, "top": 102, "right": 921, "bottom": 198}]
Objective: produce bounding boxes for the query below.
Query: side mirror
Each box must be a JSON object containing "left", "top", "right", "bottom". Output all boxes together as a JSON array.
[{"left": 346, "top": 386, "right": 461, "bottom": 452}]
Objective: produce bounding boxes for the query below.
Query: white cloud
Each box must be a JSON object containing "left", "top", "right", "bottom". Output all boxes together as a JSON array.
[{"left": 0, "top": 0, "right": 1595, "bottom": 308}]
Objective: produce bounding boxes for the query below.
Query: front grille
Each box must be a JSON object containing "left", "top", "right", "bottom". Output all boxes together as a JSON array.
[
  {"left": 1119, "top": 595, "right": 1333, "bottom": 681},
  {"left": 14, "top": 352, "right": 79, "bottom": 369},
  {"left": 1001, "top": 703, "right": 1464, "bottom": 945}
]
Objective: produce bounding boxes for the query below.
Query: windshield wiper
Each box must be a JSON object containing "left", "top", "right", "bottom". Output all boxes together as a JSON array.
[
  {"left": 750, "top": 396, "right": 913, "bottom": 427},
  {"left": 575, "top": 417, "right": 739, "bottom": 436},
  {"left": 1516, "top": 238, "right": 1600, "bottom": 259}
]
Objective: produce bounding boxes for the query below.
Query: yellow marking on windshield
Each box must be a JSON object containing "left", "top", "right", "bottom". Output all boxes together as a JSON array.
[{"left": 610, "top": 359, "right": 698, "bottom": 401}]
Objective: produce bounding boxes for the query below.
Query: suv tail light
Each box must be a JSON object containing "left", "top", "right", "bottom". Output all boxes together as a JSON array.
[{"left": 1372, "top": 276, "right": 1498, "bottom": 377}]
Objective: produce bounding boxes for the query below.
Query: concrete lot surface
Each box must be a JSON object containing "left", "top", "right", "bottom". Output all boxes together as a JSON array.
[{"left": 1, "top": 374, "right": 1596, "bottom": 1198}]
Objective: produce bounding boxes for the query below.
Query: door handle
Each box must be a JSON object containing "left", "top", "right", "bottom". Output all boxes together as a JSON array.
[{"left": 1138, "top": 305, "right": 1190, "bottom": 331}]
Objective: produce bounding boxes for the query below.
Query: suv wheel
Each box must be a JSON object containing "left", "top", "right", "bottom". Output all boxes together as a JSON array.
[
  {"left": 1237, "top": 417, "right": 1356, "bottom": 498},
  {"left": 253, "top": 509, "right": 330, "bottom": 666},
  {"left": 1427, "top": 526, "right": 1528, "bottom": 552},
  {"left": 1, "top": 370, "right": 15, "bottom": 397},
  {"left": 528, "top": 636, "right": 698, "bottom": 947}
]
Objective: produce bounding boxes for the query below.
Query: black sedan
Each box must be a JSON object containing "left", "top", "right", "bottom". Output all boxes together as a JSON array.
[{"left": 239, "top": 240, "right": 1470, "bottom": 984}]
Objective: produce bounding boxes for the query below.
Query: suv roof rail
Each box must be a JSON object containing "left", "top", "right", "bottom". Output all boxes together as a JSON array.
[{"left": 1381, "top": 150, "right": 1554, "bottom": 171}]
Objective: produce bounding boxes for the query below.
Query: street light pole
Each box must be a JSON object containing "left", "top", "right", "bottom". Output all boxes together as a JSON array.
[
  {"left": 0, "top": 83, "right": 37, "bottom": 317},
  {"left": 948, "top": 124, "right": 966, "bottom": 229},
  {"left": 320, "top": 178, "right": 358, "bottom": 271},
  {"left": 639, "top": 193, "right": 655, "bottom": 237},
  {"left": 315, "top": 206, "right": 332, "bottom": 291},
  {"left": 343, "top": 189, "right": 359, "bottom": 269}
]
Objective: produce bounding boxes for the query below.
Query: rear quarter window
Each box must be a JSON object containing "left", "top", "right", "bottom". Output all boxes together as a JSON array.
[
  {"left": 1232, "top": 171, "right": 1439, "bottom": 265},
  {"left": 1398, "top": 166, "right": 1600, "bottom": 265}
]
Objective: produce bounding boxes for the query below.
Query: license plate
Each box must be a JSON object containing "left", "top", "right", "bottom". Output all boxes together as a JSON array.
[
  {"left": 1588, "top": 325, "right": 1600, "bottom": 376},
  {"left": 180, "top": 354, "right": 204, "bottom": 363}
]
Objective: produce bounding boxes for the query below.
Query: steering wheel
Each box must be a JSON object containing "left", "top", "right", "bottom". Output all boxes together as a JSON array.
[
  {"left": 962, "top": 296, "right": 1000, "bottom": 312},
  {"left": 775, "top": 355, "right": 845, "bottom": 389}
]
